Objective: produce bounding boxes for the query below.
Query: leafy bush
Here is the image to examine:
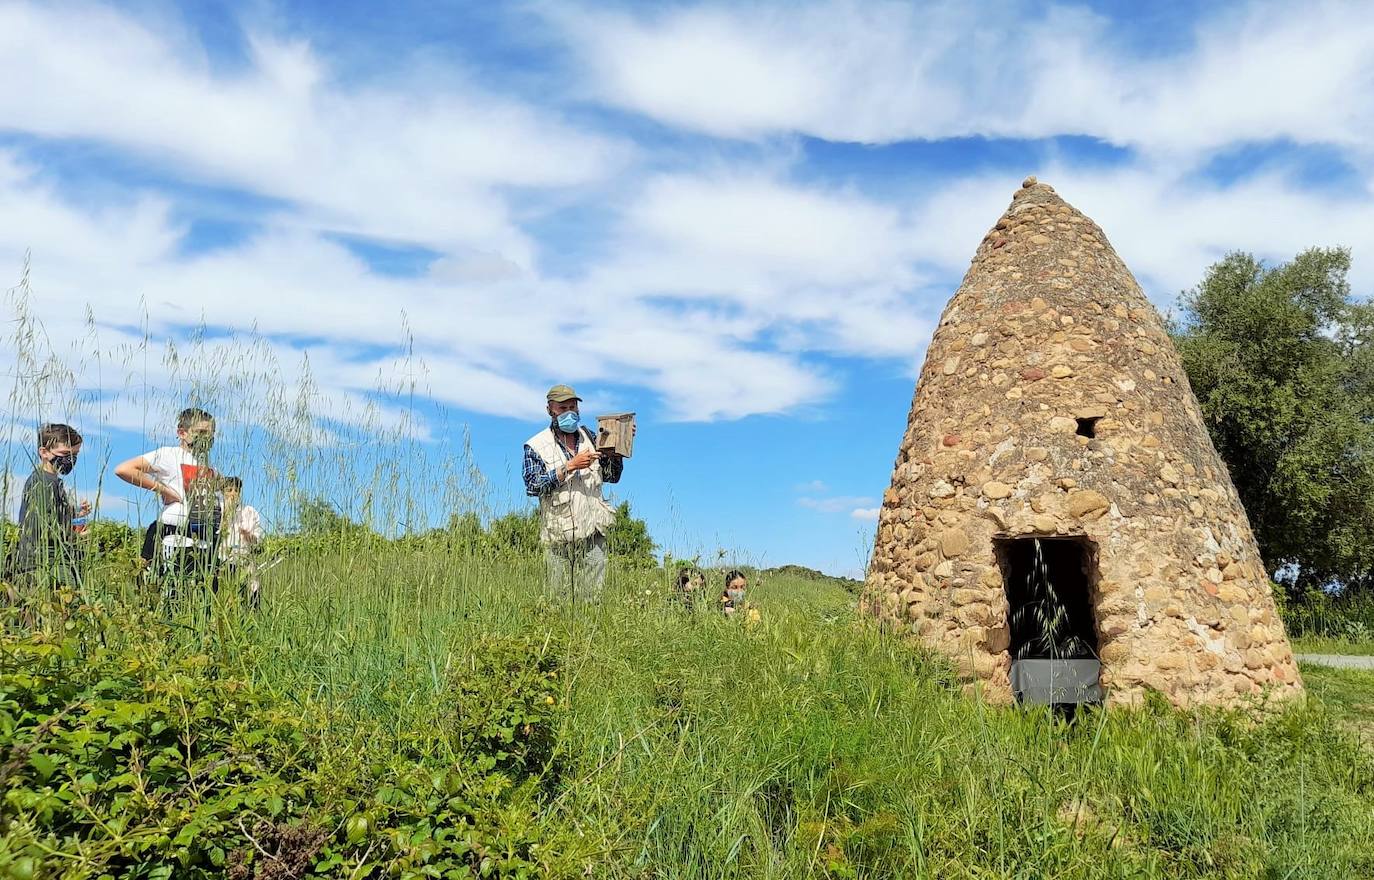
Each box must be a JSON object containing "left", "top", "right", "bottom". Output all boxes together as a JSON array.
[
  {"left": 0, "top": 606, "right": 570, "bottom": 878},
  {"left": 603, "top": 502, "right": 656, "bottom": 568},
  {"left": 443, "top": 634, "right": 563, "bottom": 779},
  {"left": 0, "top": 612, "right": 314, "bottom": 878},
  {"left": 79, "top": 519, "right": 143, "bottom": 584}
]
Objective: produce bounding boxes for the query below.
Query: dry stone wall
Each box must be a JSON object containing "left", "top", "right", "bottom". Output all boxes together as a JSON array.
[{"left": 861, "top": 178, "right": 1303, "bottom": 708}]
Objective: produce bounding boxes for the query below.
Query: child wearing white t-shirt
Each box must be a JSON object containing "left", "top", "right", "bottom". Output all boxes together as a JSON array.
[
  {"left": 114, "top": 407, "right": 220, "bottom": 576},
  {"left": 218, "top": 476, "right": 265, "bottom": 608}
]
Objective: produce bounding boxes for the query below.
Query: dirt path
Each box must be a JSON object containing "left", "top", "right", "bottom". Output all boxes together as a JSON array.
[{"left": 1296, "top": 654, "right": 1374, "bottom": 670}]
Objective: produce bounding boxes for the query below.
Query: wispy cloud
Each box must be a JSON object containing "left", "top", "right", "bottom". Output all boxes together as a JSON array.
[
  {"left": 0, "top": 2, "right": 628, "bottom": 265},
  {"left": 0, "top": 149, "right": 829, "bottom": 423},
  {"left": 1, "top": 0, "right": 1372, "bottom": 439},
  {"left": 798, "top": 494, "right": 874, "bottom": 514},
  {"left": 553, "top": 0, "right": 1374, "bottom": 157}
]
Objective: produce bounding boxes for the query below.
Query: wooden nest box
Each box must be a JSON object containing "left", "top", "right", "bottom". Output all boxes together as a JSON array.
[{"left": 595, "top": 412, "right": 635, "bottom": 458}]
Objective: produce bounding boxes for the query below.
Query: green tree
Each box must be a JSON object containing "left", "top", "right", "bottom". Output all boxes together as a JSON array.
[
  {"left": 1172, "top": 247, "right": 1374, "bottom": 594},
  {"left": 485, "top": 510, "right": 540, "bottom": 555},
  {"left": 443, "top": 511, "right": 485, "bottom": 552},
  {"left": 295, "top": 497, "right": 362, "bottom": 536},
  {"left": 604, "top": 501, "right": 656, "bottom": 566}
]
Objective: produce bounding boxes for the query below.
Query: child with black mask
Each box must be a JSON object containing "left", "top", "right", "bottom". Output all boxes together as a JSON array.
[{"left": 8, "top": 423, "right": 90, "bottom": 590}]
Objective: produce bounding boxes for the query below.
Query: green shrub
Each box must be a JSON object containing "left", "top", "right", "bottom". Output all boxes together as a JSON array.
[
  {"left": 443, "top": 634, "right": 563, "bottom": 779},
  {"left": 0, "top": 612, "right": 314, "bottom": 878},
  {"left": 0, "top": 607, "right": 570, "bottom": 879}
]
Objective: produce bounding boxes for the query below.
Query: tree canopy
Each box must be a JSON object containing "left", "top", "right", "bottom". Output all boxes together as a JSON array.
[
  {"left": 286, "top": 496, "right": 657, "bottom": 565},
  {"left": 1172, "top": 247, "right": 1374, "bottom": 594},
  {"left": 604, "top": 501, "right": 657, "bottom": 567}
]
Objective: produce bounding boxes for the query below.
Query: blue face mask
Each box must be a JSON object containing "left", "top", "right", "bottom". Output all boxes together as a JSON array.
[{"left": 555, "top": 411, "right": 580, "bottom": 433}]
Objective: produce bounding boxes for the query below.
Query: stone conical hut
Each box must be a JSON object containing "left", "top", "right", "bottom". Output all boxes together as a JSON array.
[{"left": 862, "top": 178, "right": 1302, "bottom": 708}]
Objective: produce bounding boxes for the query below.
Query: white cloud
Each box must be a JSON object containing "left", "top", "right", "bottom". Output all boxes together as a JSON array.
[
  {"left": 798, "top": 494, "right": 874, "bottom": 514},
  {"left": 554, "top": 0, "right": 1374, "bottom": 157},
  {"left": 909, "top": 163, "right": 1374, "bottom": 302},
  {"left": 850, "top": 507, "right": 880, "bottom": 522},
  {"left": 4, "top": 0, "right": 1373, "bottom": 441},
  {"left": 0, "top": 2, "right": 629, "bottom": 267},
  {"left": 0, "top": 0, "right": 896, "bottom": 425},
  {"left": 0, "top": 150, "right": 837, "bottom": 424},
  {"left": 580, "top": 169, "right": 939, "bottom": 364},
  {"left": 626, "top": 174, "right": 917, "bottom": 289}
]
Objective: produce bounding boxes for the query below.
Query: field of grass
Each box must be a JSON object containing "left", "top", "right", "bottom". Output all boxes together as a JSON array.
[
  {"left": 1299, "top": 664, "right": 1374, "bottom": 732},
  {"left": 1293, "top": 635, "right": 1374, "bottom": 656},
  {"left": 4, "top": 546, "right": 1374, "bottom": 879}
]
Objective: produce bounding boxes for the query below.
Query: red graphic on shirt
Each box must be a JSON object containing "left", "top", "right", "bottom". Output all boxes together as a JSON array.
[{"left": 181, "top": 464, "right": 218, "bottom": 488}]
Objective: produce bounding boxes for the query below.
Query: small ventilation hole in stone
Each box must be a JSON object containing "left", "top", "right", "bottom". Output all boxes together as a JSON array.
[{"left": 1075, "top": 417, "right": 1100, "bottom": 438}]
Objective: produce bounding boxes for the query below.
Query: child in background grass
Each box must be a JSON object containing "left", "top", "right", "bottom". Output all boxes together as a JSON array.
[
  {"left": 218, "top": 476, "right": 264, "bottom": 608},
  {"left": 720, "top": 570, "right": 761, "bottom": 623},
  {"left": 7, "top": 423, "right": 91, "bottom": 593},
  {"left": 721, "top": 569, "right": 747, "bottom": 616},
  {"left": 674, "top": 565, "right": 706, "bottom": 608},
  {"left": 114, "top": 407, "right": 221, "bottom": 586}
]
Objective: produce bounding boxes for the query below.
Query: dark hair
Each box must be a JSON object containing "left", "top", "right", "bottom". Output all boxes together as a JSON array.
[
  {"left": 38, "top": 423, "right": 82, "bottom": 449},
  {"left": 676, "top": 566, "right": 703, "bottom": 588},
  {"left": 222, "top": 476, "right": 243, "bottom": 491},
  {"left": 724, "top": 569, "right": 747, "bottom": 587},
  {"left": 177, "top": 407, "right": 214, "bottom": 430}
]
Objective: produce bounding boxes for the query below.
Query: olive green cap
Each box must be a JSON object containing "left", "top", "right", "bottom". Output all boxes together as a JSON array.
[{"left": 546, "top": 384, "right": 581, "bottom": 402}]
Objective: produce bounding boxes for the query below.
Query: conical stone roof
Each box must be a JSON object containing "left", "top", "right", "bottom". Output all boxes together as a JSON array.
[{"left": 862, "top": 177, "right": 1302, "bottom": 707}]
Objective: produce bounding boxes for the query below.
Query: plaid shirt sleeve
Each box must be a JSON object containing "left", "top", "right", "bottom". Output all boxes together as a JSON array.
[{"left": 523, "top": 444, "right": 560, "bottom": 497}]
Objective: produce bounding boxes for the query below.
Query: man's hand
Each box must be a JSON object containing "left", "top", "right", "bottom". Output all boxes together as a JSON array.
[
  {"left": 567, "top": 448, "right": 601, "bottom": 472},
  {"left": 77, "top": 499, "right": 93, "bottom": 518}
]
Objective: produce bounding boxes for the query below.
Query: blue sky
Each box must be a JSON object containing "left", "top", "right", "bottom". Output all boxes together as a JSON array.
[{"left": 2, "top": 0, "right": 1373, "bottom": 575}]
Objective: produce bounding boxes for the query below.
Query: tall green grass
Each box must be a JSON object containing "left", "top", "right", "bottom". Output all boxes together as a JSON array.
[{"left": 149, "top": 550, "right": 1369, "bottom": 879}]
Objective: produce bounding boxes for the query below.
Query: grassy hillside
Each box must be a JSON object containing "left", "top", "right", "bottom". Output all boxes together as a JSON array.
[{"left": 2, "top": 550, "right": 1373, "bottom": 878}]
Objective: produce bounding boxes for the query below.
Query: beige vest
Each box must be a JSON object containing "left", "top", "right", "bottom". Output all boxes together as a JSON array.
[{"left": 527, "top": 427, "right": 615, "bottom": 544}]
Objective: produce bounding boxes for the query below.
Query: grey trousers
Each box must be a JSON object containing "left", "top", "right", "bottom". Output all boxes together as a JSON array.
[{"left": 545, "top": 533, "right": 608, "bottom": 603}]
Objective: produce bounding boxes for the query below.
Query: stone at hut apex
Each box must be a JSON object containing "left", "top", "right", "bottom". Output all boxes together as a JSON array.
[{"left": 860, "top": 179, "right": 1302, "bottom": 708}]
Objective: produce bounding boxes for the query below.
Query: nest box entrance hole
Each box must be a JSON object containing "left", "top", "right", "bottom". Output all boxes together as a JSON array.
[
  {"left": 1075, "top": 417, "right": 1100, "bottom": 438},
  {"left": 994, "top": 536, "right": 1101, "bottom": 661}
]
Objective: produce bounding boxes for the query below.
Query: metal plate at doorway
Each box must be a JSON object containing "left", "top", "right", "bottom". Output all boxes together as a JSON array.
[{"left": 1010, "top": 659, "right": 1104, "bottom": 705}]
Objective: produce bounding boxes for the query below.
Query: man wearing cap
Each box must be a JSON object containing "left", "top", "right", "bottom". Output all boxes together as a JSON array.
[{"left": 523, "top": 384, "right": 626, "bottom": 601}]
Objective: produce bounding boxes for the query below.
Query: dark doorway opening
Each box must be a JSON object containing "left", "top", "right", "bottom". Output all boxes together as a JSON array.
[
  {"left": 1075, "top": 417, "right": 1100, "bottom": 438},
  {"left": 996, "top": 536, "right": 1103, "bottom": 708},
  {"left": 997, "top": 536, "right": 1099, "bottom": 659}
]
